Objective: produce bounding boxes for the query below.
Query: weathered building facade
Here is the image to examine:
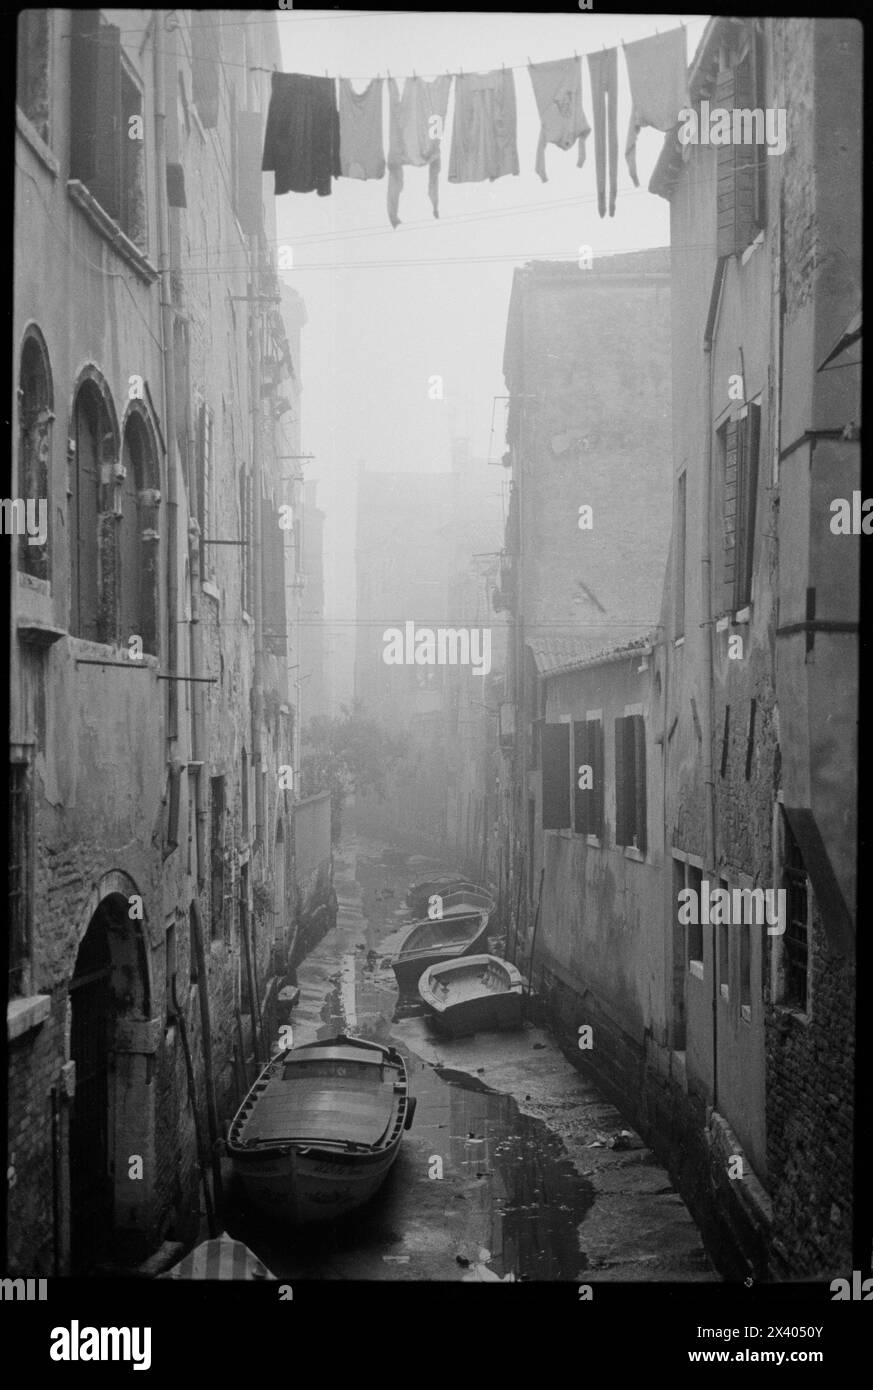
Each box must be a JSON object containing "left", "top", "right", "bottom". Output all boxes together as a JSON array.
[
  {"left": 9, "top": 8, "right": 331, "bottom": 1276},
  {"left": 500, "top": 17, "right": 859, "bottom": 1279}
]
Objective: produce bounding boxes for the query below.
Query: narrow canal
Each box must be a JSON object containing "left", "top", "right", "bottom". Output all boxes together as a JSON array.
[{"left": 223, "top": 830, "right": 716, "bottom": 1283}]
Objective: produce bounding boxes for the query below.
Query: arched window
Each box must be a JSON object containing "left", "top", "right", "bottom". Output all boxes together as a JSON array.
[
  {"left": 70, "top": 375, "right": 117, "bottom": 642},
  {"left": 17, "top": 330, "right": 53, "bottom": 580},
  {"left": 119, "top": 409, "right": 159, "bottom": 654}
]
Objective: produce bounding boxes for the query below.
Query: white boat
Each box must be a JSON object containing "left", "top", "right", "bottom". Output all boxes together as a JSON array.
[{"left": 418, "top": 955, "right": 526, "bottom": 1037}]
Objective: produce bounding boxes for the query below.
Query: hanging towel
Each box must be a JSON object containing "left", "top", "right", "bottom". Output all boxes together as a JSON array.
[
  {"left": 528, "top": 56, "right": 590, "bottom": 182},
  {"left": 261, "top": 72, "right": 341, "bottom": 197},
  {"left": 587, "top": 48, "right": 618, "bottom": 218},
  {"left": 448, "top": 69, "right": 519, "bottom": 184},
  {"left": 386, "top": 75, "right": 452, "bottom": 228},
  {"left": 623, "top": 28, "right": 688, "bottom": 186},
  {"left": 339, "top": 77, "right": 385, "bottom": 180}
]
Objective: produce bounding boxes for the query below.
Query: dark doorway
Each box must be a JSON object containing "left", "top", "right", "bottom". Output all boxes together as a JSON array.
[{"left": 69, "top": 903, "right": 114, "bottom": 1273}]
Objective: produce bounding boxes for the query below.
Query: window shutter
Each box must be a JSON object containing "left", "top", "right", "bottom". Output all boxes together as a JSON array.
[
  {"left": 541, "top": 723, "right": 571, "bottom": 830},
  {"left": 93, "top": 23, "right": 123, "bottom": 218},
  {"left": 614, "top": 716, "right": 628, "bottom": 845},
  {"left": 237, "top": 112, "right": 264, "bottom": 235},
  {"left": 70, "top": 12, "right": 123, "bottom": 217},
  {"left": 191, "top": 13, "right": 220, "bottom": 128},
  {"left": 733, "top": 50, "right": 757, "bottom": 251},
  {"left": 633, "top": 715, "right": 647, "bottom": 854},
  {"left": 736, "top": 402, "right": 760, "bottom": 607},
  {"left": 262, "top": 495, "right": 287, "bottom": 658},
  {"left": 591, "top": 719, "right": 604, "bottom": 838},
  {"left": 722, "top": 416, "right": 739, "bottom": 612},
  {"left": 573, "top": 720, "right": 590, "bottom": 834},
  {"left": 715, "top": 65, "right": 738, "bottom": 258}
]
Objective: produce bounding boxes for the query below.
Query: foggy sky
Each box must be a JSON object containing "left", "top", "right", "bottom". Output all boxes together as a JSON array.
[{"left": 275, "top": 11, "right": 708, "bottom": 707}]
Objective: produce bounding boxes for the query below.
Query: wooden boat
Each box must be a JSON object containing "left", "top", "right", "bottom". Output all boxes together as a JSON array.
[
  {"left": 418, "top": 955, "right": 525, "bottom": 1037},
  {"left": 406, "top": 877, "right": 487, "bottom": 919},
  {"left": 227, "top": 1035, "right": 416, "bottom": 1224},
  {"left": 391, "top": 909, "right": 491, "bottom": 993},
  {"left": 439, "top": 887, "right": 495, "bottom": 918}
]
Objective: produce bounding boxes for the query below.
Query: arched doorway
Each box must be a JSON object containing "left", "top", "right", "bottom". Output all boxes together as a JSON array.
[{"left": 68, "top": 886, "right": 152, "bottom": 1274}]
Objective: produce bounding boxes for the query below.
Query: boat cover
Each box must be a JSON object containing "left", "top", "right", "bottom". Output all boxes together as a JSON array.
[
  {"left": 160, "top": 1235, "right": 276, "bottom": 1280},
  {"left": 237, "top": 1070, "right": 398, "bottom": 1147}
]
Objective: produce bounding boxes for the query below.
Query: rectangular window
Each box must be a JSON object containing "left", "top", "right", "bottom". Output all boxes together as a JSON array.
[
  {"left": 263, "top": 493, "right": 288, "bottom": 658},
  {"left": 615, "top": 714, "right": 647, "bottom": 852},
  {"left": 210, "top": 775, "right": 226, "bottom": 940},
  {"left": 735, "top": 402, "right": 761, "bottom": 609},
  {"left": 715, "top": 26, "right": 767, "bottom": 258},
  {"left": 70, "top": 12, "right": 146, "bottom": 247},
  {"left": 17, "top": 9, "right": 51, "bottom": 145},
  {"left": 686, "top": 862, "right": 703, "bottom": 968},
  {"left": 9, "top": 761, "right": 33, "bottom": 997},
  {"left": 674, "top": 470, "right": 686, "bottom": 638},
  {"left": 781, "top": 815, "right": 810, "bottom": 1011},
  {"left": 190, "top": 11, "right": 220, "bottom": 128},
  {"left": 573, "top": 717, "right": 604, "bottom": 837},
  {"left": 541, "top": 723, "right": 571, "bottom": 830}
]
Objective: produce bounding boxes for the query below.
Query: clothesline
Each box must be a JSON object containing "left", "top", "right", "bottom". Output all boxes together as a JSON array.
[
  {"left": 262, "top": 25, "right": 691, "bottom": 223},
  {"left": 254, "top": 23, "right": 688, "bottom": 85}
]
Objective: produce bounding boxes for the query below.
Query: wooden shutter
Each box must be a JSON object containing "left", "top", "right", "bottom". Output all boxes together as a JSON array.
[
  {"left": 614, "top": 717, "right": 629, "bottom": 845},
  {"left": 71, "top": 13, "right": 122, "bottom": 218},
  {"left": 715, "top": 65, "right": 738, "bottom": 258},
  {"left": 590, "top": 719, "right": 604, "bottom": 838},
  {"left": 722, "top": 417, "right": 739, "bottom": 612},
  {"left": 633, "top": 715, "right": 647, "bottom": 854},
  {"left": 237, "top": 112, "right": 264, "bottom": 235},
  {"left": 573, "top": 720, "right": 590, "bottom": 834},
  {"left": 191, "top": 13, "right": 220, "bottom": 128},
  {"left": 541, "top": 723, "right": 571, "bottom": 830},
  {"left": 262, "top": 495, "right": 287, "bottom": 658},
  {"left": 733, "top": 49, "right": 757, "bottom": 252},
  {"left": 736, "top": 402, "right": 760, "bottom": 608}
]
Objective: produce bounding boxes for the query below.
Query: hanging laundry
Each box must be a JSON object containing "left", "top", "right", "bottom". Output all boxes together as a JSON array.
[
  {"left": 528, "top": 56, "right": 590, "bottom": 183},
  {"left": 386, "top": 75, "right": 452, "bottom": 228},
  {"left": 587, "top": 48, "right": 618, "bottom": 218},
  {"left": 261, "top": 72, "right": 341, "bottom": 197},
  {"left": 448, "top": 69, "right": 519, "bottom": 185},
  {"left": 623, "top": 27, "right": 688, "bottom": 186},
  {"left": 339, "top": 77, "right": 385, "bottom": 180}
]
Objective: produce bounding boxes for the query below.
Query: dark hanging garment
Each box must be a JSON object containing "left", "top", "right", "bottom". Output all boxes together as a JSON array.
[
  {"left": 587, "top": 47, "right": 618, "bottom": 218},
  {"left": 262, "top": 72, "right": 341, "bottom": 197},
  {"left": 191, "top": 12, "right": 220, "bottom": 129}
]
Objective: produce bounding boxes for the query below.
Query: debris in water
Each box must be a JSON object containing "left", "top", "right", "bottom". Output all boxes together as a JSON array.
[{"left": 456, "top": 1255, "right": 470, "bottom": 1267}]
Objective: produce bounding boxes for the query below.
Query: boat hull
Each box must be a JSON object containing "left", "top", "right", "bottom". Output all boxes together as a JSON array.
[
  {"left": 232, "top": 1144, "right": 401, "bottom": 1223},
  {"left": 418, "top": 955, "right": 525, "bottom": 1037},
  {"left": 391, "top": 913, "right": 491, "bottom": 993},
  {"left": 227, "top": 1034, "right": 412, "bottom": 1224}
]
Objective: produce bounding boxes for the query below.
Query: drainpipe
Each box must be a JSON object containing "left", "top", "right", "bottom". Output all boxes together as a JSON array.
[
  {"left": 188, "top": 523, "right": 222, "bottom": 1206},
  {"left": 250, "top": 268, "right": 265, "bottom": 856},
  {"left": 153, "top": 15, "right": 179, "bottom": 740},
  {"left": 703, "top": 260, "right": 726, "bottom": 1111}
]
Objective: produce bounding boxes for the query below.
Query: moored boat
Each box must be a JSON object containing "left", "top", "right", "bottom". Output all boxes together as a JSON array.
[
  {"left": 391, "top": 910, "right": 491, "bottom": 993},
  {"left": 418, "top": 954, "right": 525, "bottom": 1037},
  {"left": 406, "top": 877, "right": 488, "bottom": 919},
  {"left": 227, "top": 1035, "right": 416, "bottom": 1223}
]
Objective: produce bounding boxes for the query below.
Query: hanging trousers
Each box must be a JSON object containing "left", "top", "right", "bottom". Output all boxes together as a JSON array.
[{"left": 587, "top": 48, "right": 618, "bottom": 218}]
